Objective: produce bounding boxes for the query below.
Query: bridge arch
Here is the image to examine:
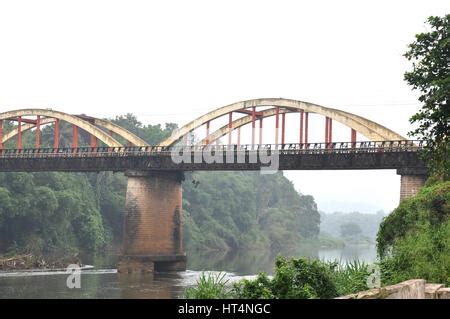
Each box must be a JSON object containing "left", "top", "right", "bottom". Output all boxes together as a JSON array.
[
  {"left": 159, "top": 98, "right": 406, "bottom": 146},
  {"left": 0, "top": 110, "right": 149, "bottom": 147},
  {"left": 88, "top": 117, "right": 149, "bottom": 146},
  {"left": 0, "top": 109, "right": 122, "bottom": 147}
]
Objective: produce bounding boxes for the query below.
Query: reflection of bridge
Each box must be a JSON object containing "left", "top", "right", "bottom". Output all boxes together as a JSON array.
[{"left": 0, "top": 98, "right": 427, "bottom": 274}]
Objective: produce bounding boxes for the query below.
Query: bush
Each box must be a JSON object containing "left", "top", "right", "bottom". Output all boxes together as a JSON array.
[
  {"left": 233, "top": 257, "right": 370, "bottom": 299},
  {"left": 270, "top": 257, "right": 337, "bottom": 298},
  {"left": 183, "top": 272, "right": 232, "bottom": 299},
  {"left": 379, "top": 221, "right": 450, "bottom": 286},
  {"left": 329, "top": 260, "right": 371, "bottom": 296},
  {"left": 377, "top": 180, "right": 449, "bottom": 257},
  {"left": 184, "top": 257, "right": 372, "bottom": 299},
  {"left": 377, "top": 180, "right": 450, "bottom": 286},
  {"left": 233, "top": 273, "right": 274, "bottom": 299}
]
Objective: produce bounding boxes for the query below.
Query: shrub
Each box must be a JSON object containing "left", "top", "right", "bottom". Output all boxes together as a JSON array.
[
  {"left": 232, "top": 257, "right": 339, "bottom": 299},
  {"left": 185, "top": 257, "right": 373, "bottom": 299},
  {"left": 329, "top": 260, "right": 371, "bottom": 296},
  {"left": 183, "top": 272, "right": 232, "bottom": 299},
  {"left": 377, "top": 180, "right": 449, "bottom": 257},
  {"left": 379, "top": 220, "right": 450, "bottom": 286},
  {"left": 232, "top": 273, "right": 274, "bottom": 299},
  {"left": 377, "top": 180, "right": 450, "bottom": 286}
]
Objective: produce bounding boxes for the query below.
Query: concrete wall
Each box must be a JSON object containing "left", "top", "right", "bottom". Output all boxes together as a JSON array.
[{"left": 337, "top": 279, "right": 450, "bottom": 299}]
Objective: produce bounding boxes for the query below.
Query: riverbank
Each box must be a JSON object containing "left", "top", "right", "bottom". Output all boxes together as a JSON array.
[{"left": 0, "top": 253, "right": 83, "bottom": 271}]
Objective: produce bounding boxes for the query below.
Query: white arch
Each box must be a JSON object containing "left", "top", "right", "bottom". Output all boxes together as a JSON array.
[
  {"left": 159, "top": 98, "right": 406, "bottom": 146},
  {"left": 0, "top": 109, "right": 122, "bottom": 147}
]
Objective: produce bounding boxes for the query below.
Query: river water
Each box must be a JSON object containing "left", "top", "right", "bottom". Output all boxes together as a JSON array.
[{"left": 0, "top": 245, "right": 376, "bottom": 298}]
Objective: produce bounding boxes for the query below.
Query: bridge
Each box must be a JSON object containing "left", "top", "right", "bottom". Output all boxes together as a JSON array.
[{"left": 0, "top": 98, "right": 427, "bottom": 274}]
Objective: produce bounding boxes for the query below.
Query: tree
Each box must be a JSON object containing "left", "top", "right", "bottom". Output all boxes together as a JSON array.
[
  {"left": 339, "top": 222, "right": 362, "bottom": 238},
  {"left": 404, "top": 15, "right": 449, "bottom": 178}
]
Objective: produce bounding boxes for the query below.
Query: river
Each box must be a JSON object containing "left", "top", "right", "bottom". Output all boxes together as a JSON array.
[{"left": 0, "top": 245, "right": 376, "bottom": 298}]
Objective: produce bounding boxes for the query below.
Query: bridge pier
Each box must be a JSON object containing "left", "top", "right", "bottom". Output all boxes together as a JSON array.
[
  {"left": 397, "top": 168, "right": 428, "bottom": 201},
  {"left": 118, "top": 170, "right": 186, "bottom": 274}
]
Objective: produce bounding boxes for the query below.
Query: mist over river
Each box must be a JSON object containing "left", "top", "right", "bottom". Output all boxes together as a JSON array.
[{"left": 0, "top": 245, "right": 376, "bottom": 299}]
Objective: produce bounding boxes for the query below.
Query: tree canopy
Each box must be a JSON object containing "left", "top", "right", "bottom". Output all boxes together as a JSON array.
[{"left": 404, "top": 15, "right": 450, "bottom": 178}]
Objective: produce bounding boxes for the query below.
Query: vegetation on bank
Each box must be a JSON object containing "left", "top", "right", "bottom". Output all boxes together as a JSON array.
[
  {"left": 184, "top": 257, "right": 371, "bottom": 299},
  {"left": 0, "top": 253, "right": 82, "bottom": 271},
  {"left": 183, "top": 171, "right": 320, "bottom": 252},
  {"left": 377, "top": 179, "right": 450, "bottom": 286},
  {"left": 0, "top": 172, "right": 110, "bottom": 254}
]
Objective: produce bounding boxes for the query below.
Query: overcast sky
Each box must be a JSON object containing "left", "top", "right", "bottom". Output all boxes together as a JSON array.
[{"left": 0, "top": 0, "right": 448, "bottom": 213}]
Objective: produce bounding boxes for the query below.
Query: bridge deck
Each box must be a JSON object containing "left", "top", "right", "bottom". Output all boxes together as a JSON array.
[{"left": 0, "top": 141, "right": 426, "bottom": 172}]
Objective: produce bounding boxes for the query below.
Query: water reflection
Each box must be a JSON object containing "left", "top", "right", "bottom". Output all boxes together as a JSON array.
[
  {"left": 187, "top": 245, "right": 320, "bottom": 275},
  {"left": 318, "top": 245, "right": 377, "bottom": 263},
  {"left": 0, "top": 245, "right": 376, "bottom": 299}
]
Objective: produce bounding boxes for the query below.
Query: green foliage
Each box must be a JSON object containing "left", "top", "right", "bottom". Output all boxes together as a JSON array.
[
  {"left": 270, "top": 257, "right": 337, "bottom": 298},
  {"left": 93, "top": 172, "right": 127, "bottom": 241},
  {"left": 377, "top": 180, "right": 449, "bottom": 257},
  {"left": 183, "top": 171, "right": 321, "bottom": 251},
  {"left": 233, "top": 273, "right": 275, "bottom": 299},
  {"left": 404, "top": 15, "right": 450, "bottom": 178},
  {"left": 232, "top": 257, "right": 370, "bottom": 299},
  {"left": 111, "top": 113, "right": 177, "bottom": 145},
  {"left": 329, "top": 260, "right": 370, "bottom": 296},
  {"left": 379, "top": 221, "right": 450, "bottom": 286},
  {"left": 183, "top": 272, "right": 232, "bottom": 299},
  {"left": 377, "top": 180, "right": 450, "bottom": 286},
  {"left": 0, "top": 172, "right": 107, "bottom": 254}
]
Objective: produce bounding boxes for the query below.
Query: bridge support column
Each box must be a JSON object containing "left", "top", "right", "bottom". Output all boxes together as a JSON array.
[
  {"left": 118, "top": 170, "right": 186, "bottom": 274},
  {"left": 397, "top": 168, "right": 428, "bottom": 201}
]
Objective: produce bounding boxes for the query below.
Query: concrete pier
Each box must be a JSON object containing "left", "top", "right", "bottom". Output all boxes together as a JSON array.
[{"left": 118, "top": 170, "right": 186, "bottom": 274}]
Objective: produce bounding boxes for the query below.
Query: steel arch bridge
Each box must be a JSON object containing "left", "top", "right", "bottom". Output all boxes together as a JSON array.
[
  {"left": 0, "top": 98, "right": 427, "bottom": 274},
  {"left": 160, "top": 98, "right": 406, "bottom": 147},
  {"left": 0, "top": 98, "right": 407, "bottom": 151}
]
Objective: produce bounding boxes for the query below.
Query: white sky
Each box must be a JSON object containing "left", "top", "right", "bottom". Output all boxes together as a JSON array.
[{"left": 0, "top": 0, "right": 448, "bottom": 213}]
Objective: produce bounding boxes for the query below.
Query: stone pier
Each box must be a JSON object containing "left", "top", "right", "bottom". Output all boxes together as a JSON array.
[
  {"left": 397, "top": 168, "right": 428, "bottom": 201},
  {"left": 118, "top": 170, "right": 186, "bottom": 274}
]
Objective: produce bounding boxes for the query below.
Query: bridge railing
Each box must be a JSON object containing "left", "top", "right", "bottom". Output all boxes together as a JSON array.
[
  {"left": 0, "top": 140, "right": 423, "bottom": 159},
  {"left": 168, "top": 140, "right": 423, "bottom": 155}
]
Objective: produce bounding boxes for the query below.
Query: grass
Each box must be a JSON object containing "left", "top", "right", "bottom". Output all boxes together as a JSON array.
[
  {"left": 328, "top": 259, "right": 371, "bottom": 296},
  {"left": 183, "top": 272, "right": 232, "bottom": 299}
]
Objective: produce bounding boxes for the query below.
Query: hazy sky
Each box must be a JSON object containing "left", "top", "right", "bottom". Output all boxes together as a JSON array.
[{"left": 0, "top": 0, "right": 448, "bottom": 213}]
